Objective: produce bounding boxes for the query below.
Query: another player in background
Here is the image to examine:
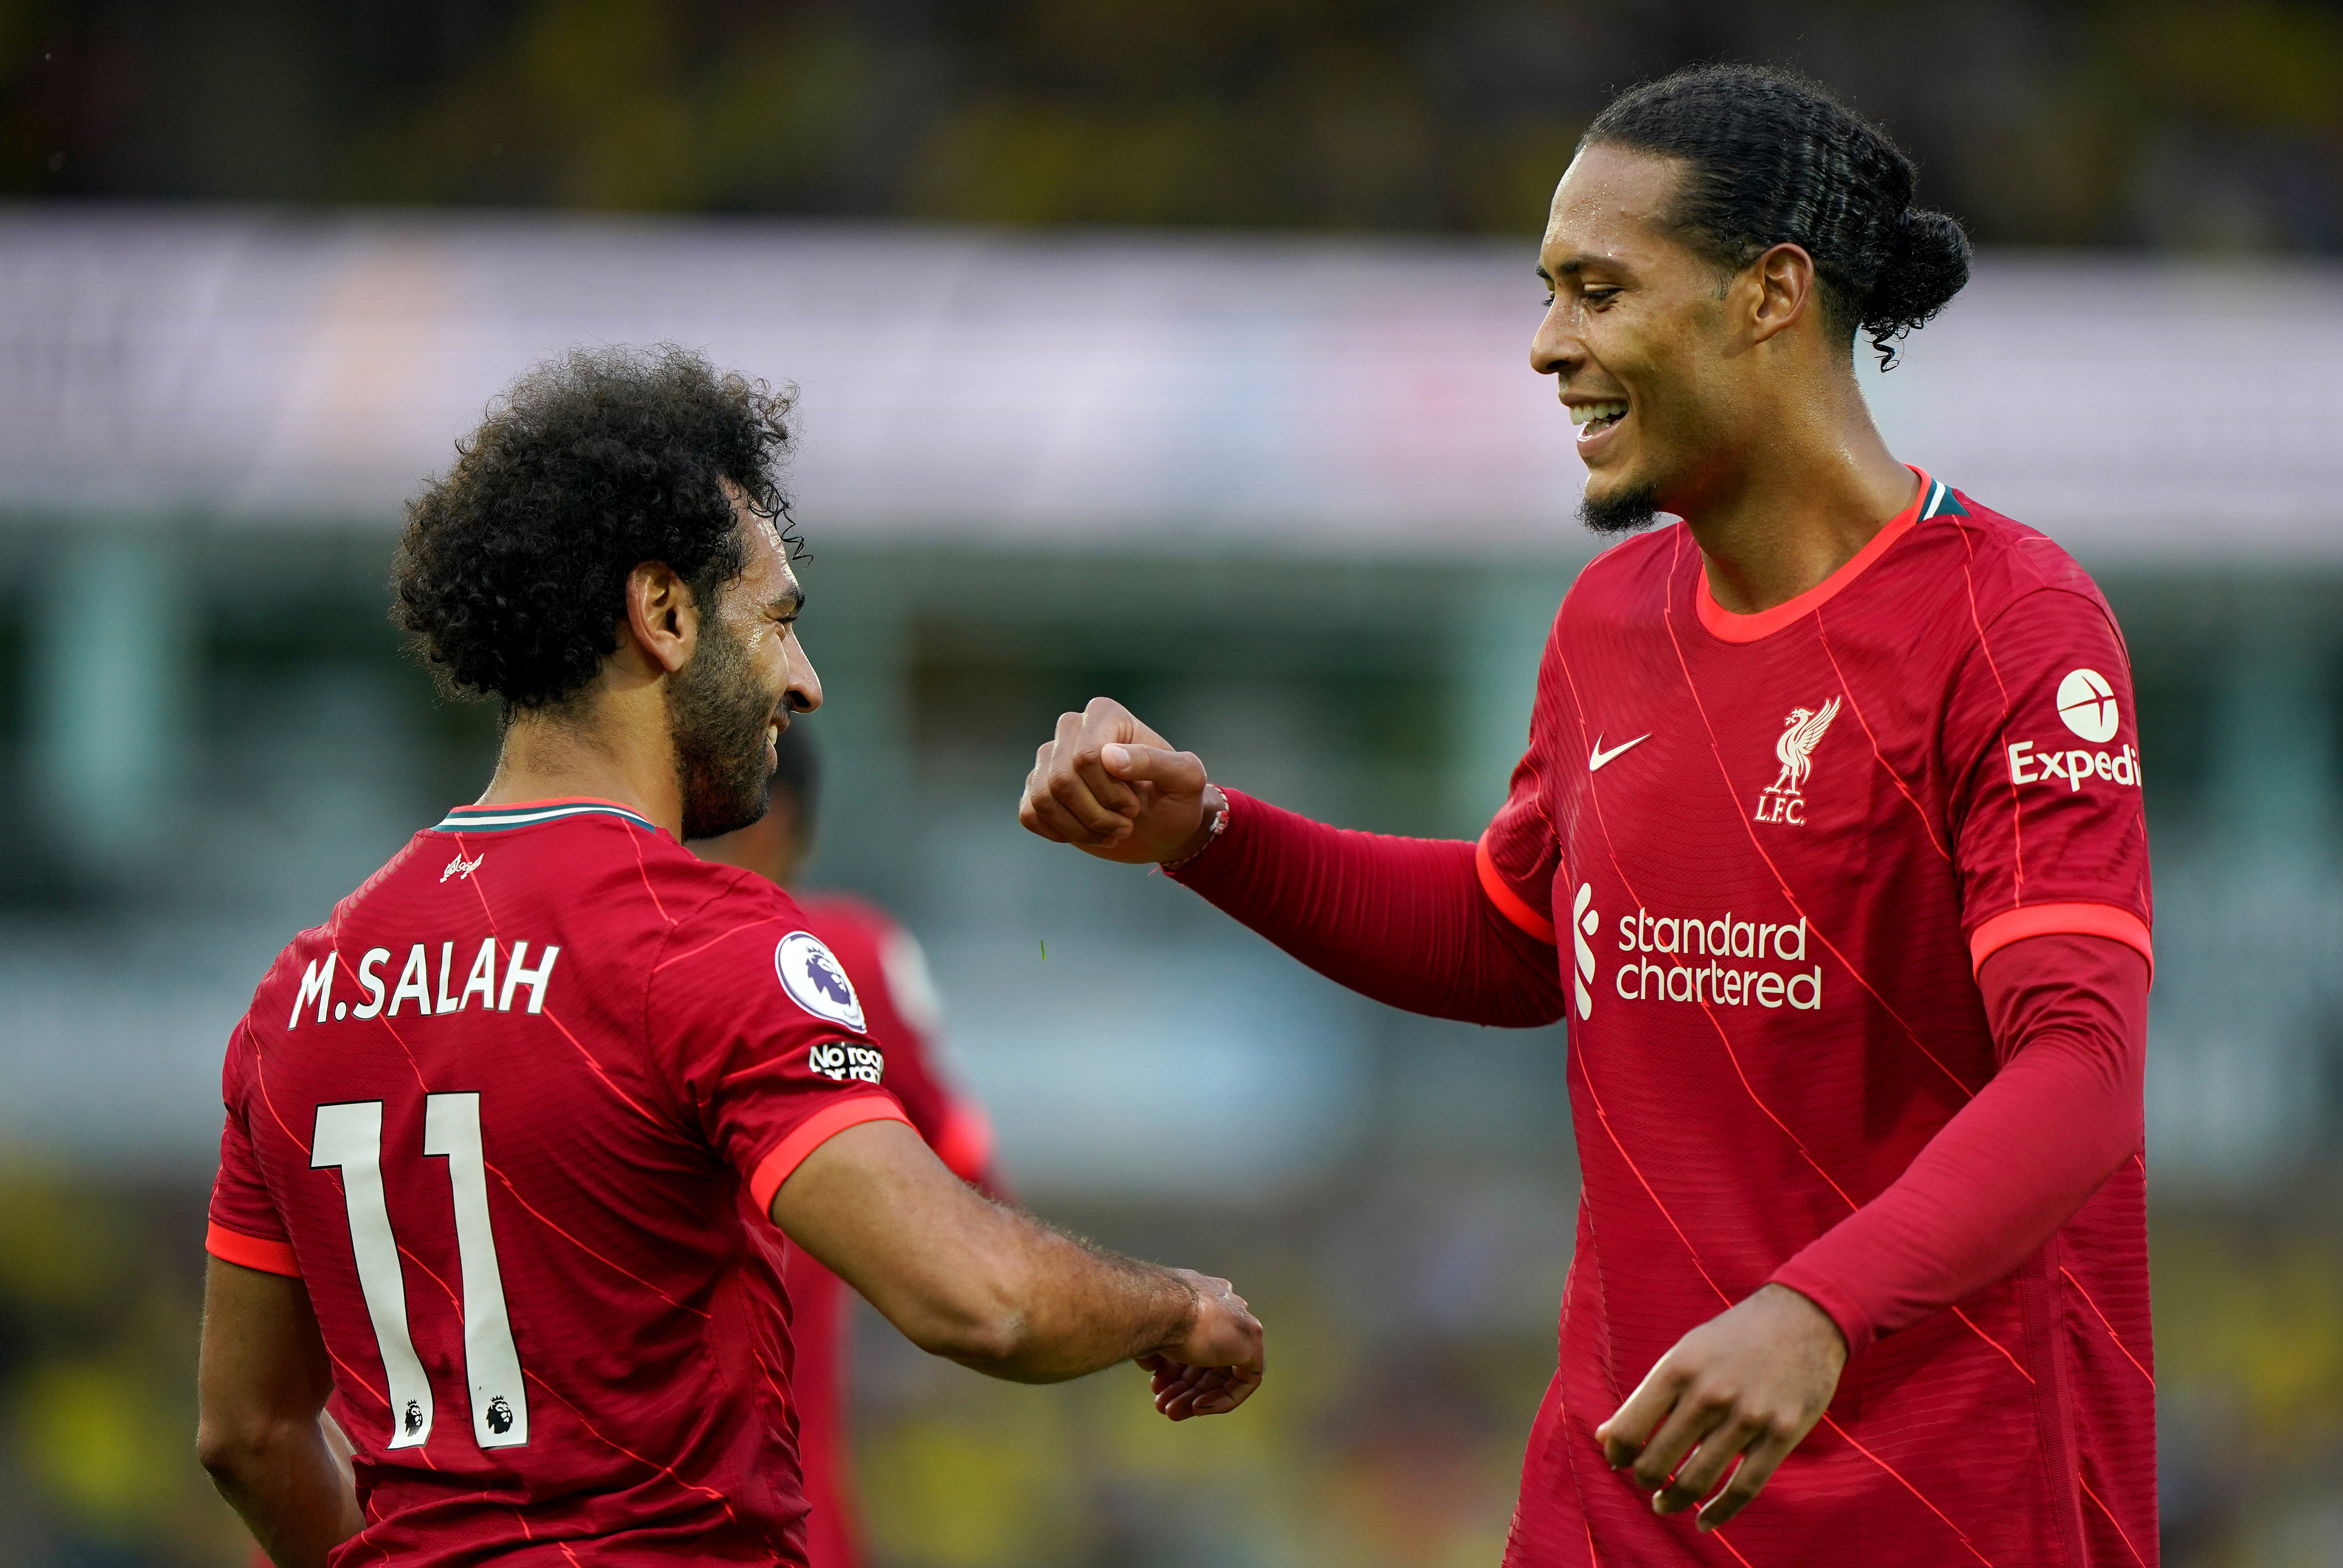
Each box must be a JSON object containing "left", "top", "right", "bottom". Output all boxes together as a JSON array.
[
  {"left": 197, "top": 345, "right": 1262, "bottom": 1568},
  {"left": 699, "top": 724, "right": 1001, "bottom": 1568},
  {"left": 1022, "top": 67, "right": 2153, "bottom": 1566}
]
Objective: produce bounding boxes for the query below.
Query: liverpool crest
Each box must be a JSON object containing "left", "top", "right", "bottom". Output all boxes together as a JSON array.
[{"left": 1755, "top": 697, "right": 1840, "bottom": 825}]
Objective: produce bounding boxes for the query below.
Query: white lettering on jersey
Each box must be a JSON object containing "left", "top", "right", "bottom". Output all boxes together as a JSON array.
[
  {"left": 808, "top": 1041, "right": 885, "bottom": 1084},
  {"left": 1608, "top": 906, "right": 1822, "bottom": 1010},
  {"left": 289, "top": 953, "right": 337, "bottom": 1028},
  {"left": 295, "top": 939, "right": 557, "bottom": 1024}
]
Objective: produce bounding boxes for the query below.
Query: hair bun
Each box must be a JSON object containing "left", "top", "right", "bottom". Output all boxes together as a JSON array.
[{"left": 1861, "top": 207, "right": 1972, "bottom": 364}]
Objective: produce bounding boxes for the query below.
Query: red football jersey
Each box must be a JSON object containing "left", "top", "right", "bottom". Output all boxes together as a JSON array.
[
  {"left": 777, "top": 894, "right": 998, "bottom": 1568},
  {"left": 1480, "top": 472, "right": 2156, "bottom": 1566},
  {"left": 205, "top": 797, "right": 913, "bottom": 1564}
]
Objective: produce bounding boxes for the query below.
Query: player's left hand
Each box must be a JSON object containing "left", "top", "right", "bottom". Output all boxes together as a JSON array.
[
  {"left": 1596, "top": 1283, "right": 1847, "bottom": 1531},
  {"left": 1137, "top": 1353, "right": 1262, "bottom": 1421}
]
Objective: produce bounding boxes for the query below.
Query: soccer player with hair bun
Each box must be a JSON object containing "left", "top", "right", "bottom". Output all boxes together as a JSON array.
[
  {"left": 1023, "top": 66, "right": 2155, "bottom": 1565},
  {"left": 197, "top": 344, "right": 1263, "bottom": 1568}
]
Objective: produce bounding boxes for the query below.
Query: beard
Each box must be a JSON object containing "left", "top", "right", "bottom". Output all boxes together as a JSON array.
[
  {"left": 668, "top": 610, "right": 777, "bottom": 841},
  {"left": 1580, "top": 480, "right": 1663, "bottom": 536}
]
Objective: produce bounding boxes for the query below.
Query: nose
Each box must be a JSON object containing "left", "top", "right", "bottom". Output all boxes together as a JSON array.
[
  {"left": 1530, "top": 298, "right": 1583, "bottom": 380},
  {"left": 786, "top": 634, "right": 822, "bottom": 714}
]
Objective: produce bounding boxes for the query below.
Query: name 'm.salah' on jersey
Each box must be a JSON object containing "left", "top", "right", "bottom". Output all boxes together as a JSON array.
[
  {"left": 1480, "top": 472, "right": 2156, "bottom": 1567},
  {"left": 205, "top": 797, "right": 912, "bottom": 1565}
]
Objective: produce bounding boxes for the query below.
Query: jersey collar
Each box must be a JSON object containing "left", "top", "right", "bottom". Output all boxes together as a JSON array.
[
  {"left": 434, "top": 797, "right": 660, "bottom": 834},
  {"left": 1695, "top": 467, "right": 1962, "bottom": 644}
]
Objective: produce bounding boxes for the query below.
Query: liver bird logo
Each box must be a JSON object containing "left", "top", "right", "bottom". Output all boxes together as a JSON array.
[{"left": 1767, "top": 697, "right": 1841, "bottom": 797}]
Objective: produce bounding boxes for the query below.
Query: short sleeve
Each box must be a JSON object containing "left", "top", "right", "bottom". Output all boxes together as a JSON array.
[
  {"left": 1945, "top": 588, "right": 2154, "bottom": 978},
  {"left": 653, "top": 891, "right": 914, "bottom": 1215},
  {"left": 206, "top": 1026, "right": 301, "bottom": 1277},
  {"left": 1477, "top": 747, "right": 1560, "bottom": 944}
]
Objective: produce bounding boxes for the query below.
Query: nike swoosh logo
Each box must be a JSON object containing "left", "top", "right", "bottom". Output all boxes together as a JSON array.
[{"left": 1588, "top": 733, "right": 1651, "bottom": 772}]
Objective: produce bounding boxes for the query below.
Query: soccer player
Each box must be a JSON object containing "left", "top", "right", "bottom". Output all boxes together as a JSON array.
[
  {"left": 698, "top": 725, "right": 1004, "bottom": 1568},
  {"left": 196, "top": 345, "right": 1263, "bottom": 1568},
  {"left": 1020, "top": 66, "right": 2153, "bottom": 1566}
]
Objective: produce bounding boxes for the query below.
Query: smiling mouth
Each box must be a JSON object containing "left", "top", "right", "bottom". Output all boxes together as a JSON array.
[{"left": 1572, "top": 399, "right": 1628, "bottom": 436}]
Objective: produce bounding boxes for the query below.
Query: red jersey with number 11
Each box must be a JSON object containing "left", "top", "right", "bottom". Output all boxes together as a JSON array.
[
  {"left": 1481, "top": 473, "right": 2156, "bottom": 1566},
  {"left": 206, "top": 798, "right": 911, "bottom": 1565}
]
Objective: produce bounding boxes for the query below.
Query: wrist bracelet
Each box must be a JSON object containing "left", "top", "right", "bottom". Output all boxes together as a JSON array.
[{"left": 1158, "top": 790, "right": 1229, "bottom": 874}]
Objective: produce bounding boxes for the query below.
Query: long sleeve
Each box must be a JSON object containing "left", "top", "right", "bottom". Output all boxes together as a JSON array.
[
  {"left": 1769, "top": 932, "right": 2148, "bottom": 1356},
  {"left": 1167, "top": 789, "right": 1566, "bottom": 1027}
]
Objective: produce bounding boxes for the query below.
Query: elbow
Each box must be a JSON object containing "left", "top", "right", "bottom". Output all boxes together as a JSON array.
[
  {"left": 892, "top": 1262, "right": 1034, "bottom": 1368},
  {"left": 195, "top": 1414, "right": 264, "bottom": 1483},
  {"left": 915, "top": 1310, "right": 1028, "bottom": 1369}
]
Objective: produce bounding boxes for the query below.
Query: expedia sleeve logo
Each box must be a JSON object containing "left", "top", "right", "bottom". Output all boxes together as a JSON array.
[
  {"left": 774, "top": 931, "right": 867, "bottom": 1033},
  {"left": 2007, "top": 668, "right": 2141, "bottom": 793}
]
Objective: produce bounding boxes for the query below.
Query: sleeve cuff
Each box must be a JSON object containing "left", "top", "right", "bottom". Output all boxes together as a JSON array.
[
  {"left": 1969, "top": 903, "right": 2153, "bottom": 983},
  {"left": 206, "top": 1222, "right": 301, "bottom": 1278},
  {"left": 748, "top": 1095, "right": 915, "bottom": 1213},
  {"left": 1475, "top": 834, "right": 1557, "bottom": 944}
]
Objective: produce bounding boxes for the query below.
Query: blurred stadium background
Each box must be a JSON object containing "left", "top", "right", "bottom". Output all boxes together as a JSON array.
[{"left": 2, "top": 3, "right": 2341, "bottom": 1565}]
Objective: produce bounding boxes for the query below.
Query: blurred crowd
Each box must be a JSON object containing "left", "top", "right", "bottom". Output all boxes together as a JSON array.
[{"left": 3, "top": 0, "right": 2340, "bottom": 249}]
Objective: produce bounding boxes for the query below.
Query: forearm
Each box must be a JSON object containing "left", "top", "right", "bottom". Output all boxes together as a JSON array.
[
  {"left": 776, "top": 1122, "right": 1211, "bottom": 1381},
  {"left": 201, "top": 1418, "right": 364, "bottom": 1568},
  {"left": 1171, "top": 790, "right": 1564, "bottom": 1026},
  {"left": 1771, "top": 935, "right": 2148, "bottom": 1354},
  {"left": 960, "top": 1219, "right": 1198, "bottom": 1383}
]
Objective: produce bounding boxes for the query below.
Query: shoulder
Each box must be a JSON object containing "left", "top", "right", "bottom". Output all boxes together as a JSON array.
[
  {"left": 651, "top": 850, "right": 807, "bottom": 958},
  {"left": 1546, "top": 525, "right": 1687, "bottom": 664},
  {"left": 1918, "top": 488, "right": 2120, "bottom": 631},
  {"left": 790, "top": 892, "right": 900, "bottom": 954}
]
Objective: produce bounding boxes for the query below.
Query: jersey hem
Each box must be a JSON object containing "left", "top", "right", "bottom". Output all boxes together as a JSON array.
[
  {"left": 1475, "top": 835, "right": 1557, "bottom": 944},
  {"left": 205, "top": 1222, "right": 301, "bottom": 1278},
  {"left": 1969, "top": 903, "right": 2154, "bottom": 983},
  {"left": 1695, "top": 466, "right": 1938, "bottom": 643},
  {"left": 748, "top": 1096, "right": 915, "bottom": 1213}
]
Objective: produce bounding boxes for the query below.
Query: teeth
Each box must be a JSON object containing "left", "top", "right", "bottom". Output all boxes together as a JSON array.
[
  {"left": 767, "top": 725, "right": 779, "bottom": 745},
  {"left": 1571, "top": 400, "right": 1628, "bottom": 428}
]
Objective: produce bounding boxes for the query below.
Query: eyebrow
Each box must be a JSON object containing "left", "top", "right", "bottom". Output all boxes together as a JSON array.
[{"left": 1535, "top": 255, "right": 1606, "bottom": 284}]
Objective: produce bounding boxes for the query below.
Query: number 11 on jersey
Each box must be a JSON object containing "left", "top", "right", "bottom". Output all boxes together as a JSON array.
[{"left": 312, "top": 1094, "right": 530, "bottom": 1451}]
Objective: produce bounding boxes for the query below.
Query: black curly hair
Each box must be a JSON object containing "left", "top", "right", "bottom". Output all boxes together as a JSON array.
[
  {"left": 392, "top": 343, "right": 800, "bottom": 712},
  {"left": 1583, "top": 65, "right": 1971, "bottom": 368}
]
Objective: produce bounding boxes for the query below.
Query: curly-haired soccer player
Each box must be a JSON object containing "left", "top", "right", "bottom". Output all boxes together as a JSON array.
[
  {"left": 1021, "top": 67, "right": 2154, "bottom": 1567},
  {"left": 196, "top": 345, "right": 1262, "bottom": 1567}
]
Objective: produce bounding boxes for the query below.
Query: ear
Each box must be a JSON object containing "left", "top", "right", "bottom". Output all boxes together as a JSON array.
[
  {"left": 620, "top": 561, "right": 699, "bottom": 677},
  {"left": 1746, "top": 242, "right": 1817, "bottom": 346}
]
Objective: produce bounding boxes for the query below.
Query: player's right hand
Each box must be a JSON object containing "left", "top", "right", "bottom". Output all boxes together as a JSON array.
[
  {"left": 1138, "top": 1269, "right": 1264, "bottom": 1420},
  {"left": 1019, "top": 697, "right": 1216, "bottom": 865}
]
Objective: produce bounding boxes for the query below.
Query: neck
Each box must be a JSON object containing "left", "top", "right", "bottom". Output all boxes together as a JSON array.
[
  {"left": 477, "top": 688, "right": 684, "bottom": 839},
  {"left": 1676, "top": 374, "right": 1917, "bottom": 615}
]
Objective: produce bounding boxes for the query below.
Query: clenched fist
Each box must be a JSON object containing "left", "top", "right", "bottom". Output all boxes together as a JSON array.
[{"left": 1018, "top": 697, "right": 1221, "bottom": 866}]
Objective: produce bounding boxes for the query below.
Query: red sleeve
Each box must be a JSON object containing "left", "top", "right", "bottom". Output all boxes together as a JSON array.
[
  {"left": 799, "top": 898, "right": 1004, "bottom": 1193},
  {"left": 1169, "top": 788, "right": 1565, "bottom": 1027},
  {"left": 652, "top": 888, "right": 913, "bottom": 1216},
  {"left": 1769, "top": 933, "right": 2147, "bottom": 1355},
  {"left": 206, "top": 1024, "right": 301, "bottom": 1277},
  {"left": 1946, "top": 588, "right": 2153, "bottom": 976}
]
